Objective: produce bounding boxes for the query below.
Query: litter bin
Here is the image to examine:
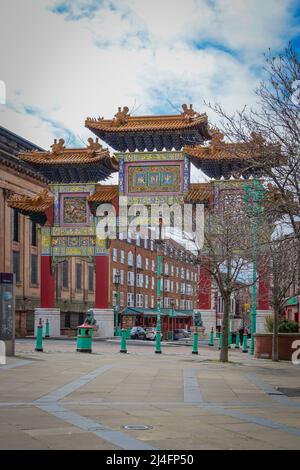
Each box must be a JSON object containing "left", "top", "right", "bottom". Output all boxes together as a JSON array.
[{"left": 76, "top": 323, "right": 93, "bottom": 353}]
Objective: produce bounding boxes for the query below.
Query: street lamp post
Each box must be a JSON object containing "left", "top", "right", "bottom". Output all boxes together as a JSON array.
[
  {"left": 114, "top": 270, "right": 120, "bottom": 335},
  {"left": 170, "top": 298, "right": 175, "bottom": 341},
  {"left": 155, "top": 214, "right": 163, "bottom": 354}
]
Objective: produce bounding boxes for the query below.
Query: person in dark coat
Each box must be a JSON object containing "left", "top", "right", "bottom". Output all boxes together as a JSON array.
[{"left": 239, "top": 326, "right": 244, "bottom": 345}]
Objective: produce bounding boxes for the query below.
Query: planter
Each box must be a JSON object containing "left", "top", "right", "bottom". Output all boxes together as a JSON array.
[{"left": 254, "top": 333, "right": 300, "bottom": 360}]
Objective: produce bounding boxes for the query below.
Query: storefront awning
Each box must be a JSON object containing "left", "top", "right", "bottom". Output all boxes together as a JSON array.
[{"left": 120, "top": 307, "right": 193, "bottom": 317}]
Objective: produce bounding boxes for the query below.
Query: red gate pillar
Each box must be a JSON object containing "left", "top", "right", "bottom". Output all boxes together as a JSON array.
[
  {"left": 40, "top": 256, "right": 55, "bottom": 308},
  {"left": 95, "top": 255, "right": 110, "bottom": 308}
]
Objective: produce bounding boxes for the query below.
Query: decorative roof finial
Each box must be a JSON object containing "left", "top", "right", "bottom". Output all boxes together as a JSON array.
[
  {"left": 210, "top": 128, "right": 224, "bottom": 144},
  {"left": 250, "top": 132, "right": 265, "bottom": 145},
  {"left": 51, "top": 138, "right": 65, "bottom": 154},
  {"left": 114, "top": 106, "right": 130, "bottom": 126},
  {"left": 181, "top": 103, "right": 199, "bottom": 119},
  {"left": 87, "top": 137, "right": 102, "bottom": 152}
]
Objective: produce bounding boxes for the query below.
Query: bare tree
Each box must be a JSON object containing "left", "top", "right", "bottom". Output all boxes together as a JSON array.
[
  {"left": 187, "top": 182, "right": 266, "bottom": 362},
  {"left": 263, "top": 231, "right": 300, "bottom": 361},
  {"left": 206, "top": 44, "right": 300, "bottom": 242}
]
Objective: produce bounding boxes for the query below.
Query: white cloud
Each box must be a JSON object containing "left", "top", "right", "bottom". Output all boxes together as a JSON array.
[{"left": 0, "top": 0, "right": 299, "bottom": 151}]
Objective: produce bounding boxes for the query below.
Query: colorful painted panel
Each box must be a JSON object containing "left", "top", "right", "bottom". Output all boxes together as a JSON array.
[
  {"left": 127, "top": 164, "right": 182, "bottom": 195},
  {"left": 61, "top": 194, "right": 89, "bottom": 226}
]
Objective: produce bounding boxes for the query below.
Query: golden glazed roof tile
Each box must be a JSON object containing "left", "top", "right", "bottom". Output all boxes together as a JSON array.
[
  {"left": 184, "top": 131, "right": 281, "bottom": 162},
  {"left": 7, "top": 189, "right": 54, "bottom": 213},
  {"left": 184, "top": 183, "right": 213, "bottom": 203},
  {"left": 18, "top": 138, "right": 117, "bottom": 167},
  {"left": 88, "top": 185, "right": 119, "bottom": 203},
  {"left": 85, "top": 104, "right": 208, "bottom": 133}
]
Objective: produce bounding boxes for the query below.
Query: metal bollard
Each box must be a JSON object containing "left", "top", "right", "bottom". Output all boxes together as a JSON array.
[
  {"left": 218, "top": 332, "right": 223, "bottom": 350},
  {"left": 209, "top": 327, "right": 214, "bottom": 347},
  {"left": 35, "top": 318, "right": 43, "bottom": 352},
  {"left": 155, "top": 331, "right": 162, "bottom": 354},
  {"left": 45, "top": 318, "right": 50, "bottom": 338},
  {"left": 228, "top": 332, "right": 232, "bottom": 349},
  {"left": 120, "top": 329, "right": 127, "bottom": 353},
  {"left": 192, "top": 332, "right": 198, "bottom": 355},
  {"left": 242, "top": 334, "right": 248, "bottom": 353},
  {"left": 235, "top": 332, "right": 240, "bottom": 349}
]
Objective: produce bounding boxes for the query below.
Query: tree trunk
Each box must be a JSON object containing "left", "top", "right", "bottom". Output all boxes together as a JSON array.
[
  {"left": 220, "top": 295, "right": 230, "bottom": 362},
  {"left": 272, "top": 304, "right": 279, "bottom": 361}
]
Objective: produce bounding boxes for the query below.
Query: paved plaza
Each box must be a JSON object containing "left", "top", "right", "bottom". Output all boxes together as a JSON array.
[{"left": 0, "top": 339, "right": 300, "bottom": 450}]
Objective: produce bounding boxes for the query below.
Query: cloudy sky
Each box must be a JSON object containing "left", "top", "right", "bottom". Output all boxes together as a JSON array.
[{"left": 1, "top": 0, "right": 300, "bottom": 153}]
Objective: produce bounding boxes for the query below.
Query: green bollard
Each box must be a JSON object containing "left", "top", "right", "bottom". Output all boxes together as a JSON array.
[
  {"left": 216, "top": 330, "right": 220, "bottom": 339},
  {"left": 192, "top": 332, "right": 198, "bottom": 355},
  {"left": 155, "top": 331, "right": 162, "bottom": 354},
  {"left": 35, "top": 318, "right": 43, "bottom": 352},
  {"left": 209, "top": 327, "right": 214, "bottom": 346},
  {"left": 242, "top": 333, "right": 248, "bottom": 353},
  {"left": 120, "top": 329, "right": 127, "bottom": 353},
  {"left": 235, "top": 331, "right": 240, "bottom": 349},
  {"left": 45, "top": 318, "right": 50, "bottom": 338},
  {"left": 228, "top": 332, "right": 232, "bottom": 349},
  {"left": 218, "top": 332, "right": 223, "bottom": 350}
]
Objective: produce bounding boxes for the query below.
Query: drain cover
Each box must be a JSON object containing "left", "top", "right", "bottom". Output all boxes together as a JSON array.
[
  {"left": 122, "top": 424, "right": 153, "bottom": 430},
  {"left": 277, "top": 387, "right": 300, "bottom": 397}
]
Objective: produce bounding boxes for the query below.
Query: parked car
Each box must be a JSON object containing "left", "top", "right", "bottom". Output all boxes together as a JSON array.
[
  {"left": 174, "top": 329, "right": 191, "bottom": 340},
  {"left": 130, "top": 326, "right": 146, "bottom": 340},
  {"left": 144, "top": 327, "right": 157, "bottom": 340}
]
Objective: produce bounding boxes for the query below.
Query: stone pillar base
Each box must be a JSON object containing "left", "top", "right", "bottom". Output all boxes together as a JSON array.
[
  {"left": 34, "top": 308, "right": 61, "bottom": 337},
  {"left": 256, "top": 310, "right": 273, "bottom": 333},
  {"left": 198, "top": 309, "right": 216, "bottom": 337},
  {"left": 190, "top": 326, "right": 206, "bottom": 338},
  {"left": 91, "top": 309, "right": 114, "bottom": 338}
]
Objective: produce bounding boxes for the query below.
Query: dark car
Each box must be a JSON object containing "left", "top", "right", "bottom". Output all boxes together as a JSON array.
[{"left": 130, "top": 326, "right": 147, "bottom": 340}]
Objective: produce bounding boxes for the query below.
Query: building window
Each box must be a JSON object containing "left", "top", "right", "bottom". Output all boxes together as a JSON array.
[
  {"left": 128, "top": 251, "right": 134, "bottom": 266},
  {"left": 12, "top": 209, "right": 19, "bottom": 242},
  {"left": 31, "top": 221, "right": 37, "bottom": 247},
  {"left": 113, "top": 248, "right": 118, "bottom": 262},
  {"left": 145, "top": 294, "right": 148, "bottom": 308},
  {"left": 120, "top": 291, "right": 124, "bottom": 306},
  {"left": 137, "top": 273, "right": 144, "bottom": 287},
  {"left": 137, "top": 254, "right": 142, "bottom": 269},
  {"left": 76, "top": 263, "right": 82, "bottom": 290},
  {"left": 152, "top": 260, "right": 155, "bottom": 272},
  {"left": 127, "top": 292, "right": 134, "bottom": 307},
  {"left": 88, "top": 265, "right": 94, "bottom": 292},
  {"left": 151, "top": 296, "right": 155, "bottom": 308},
  {"left": 112, "top": 291, "right": 117, "bottom": 307},
  {"left": 164, "top": 262, "right": 169, "bottom": 275},
  {"left": 13, "top": 251, "right": 20, "bottom": 283},
  {"left": 62, "top": 260, "right": 69, "bottom": 288},
  {"left": 144, "top": 239, "right": 148, "bottom": 249},
  {"left": 127, "top": 231, "right": 131, "bottom": 243},
  {"left": 64, "top": 313, "right": 71, "bottom": 328},
  {"left": 152, "top": 276, "right": 155, "bottom": 290},
  {"left": 171, "top": 265, "right": 174, "bottom": 276},
  {"left": 145, "top": 275, "right": 149, "bottom": 289},
  {"left": 136, "top": 293, "right": 143, "bottom": 307},
  {"left": 120, "top": 250, "right": 125, "bottom": 264},
  {"left": 145, "top": 258, "right": 149, "bottom": 270},
  {"left": 136, "top": 234, "right": 141, "bottom": 246},
  {"left": 120, "top": 269, "right": 124, "bottom": 285},
  {"left": 127, "top": 271, "right": 134, "bottom": 286},
  {"left": 31, "top": 254, "right": 38, "bottom": 285}
]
